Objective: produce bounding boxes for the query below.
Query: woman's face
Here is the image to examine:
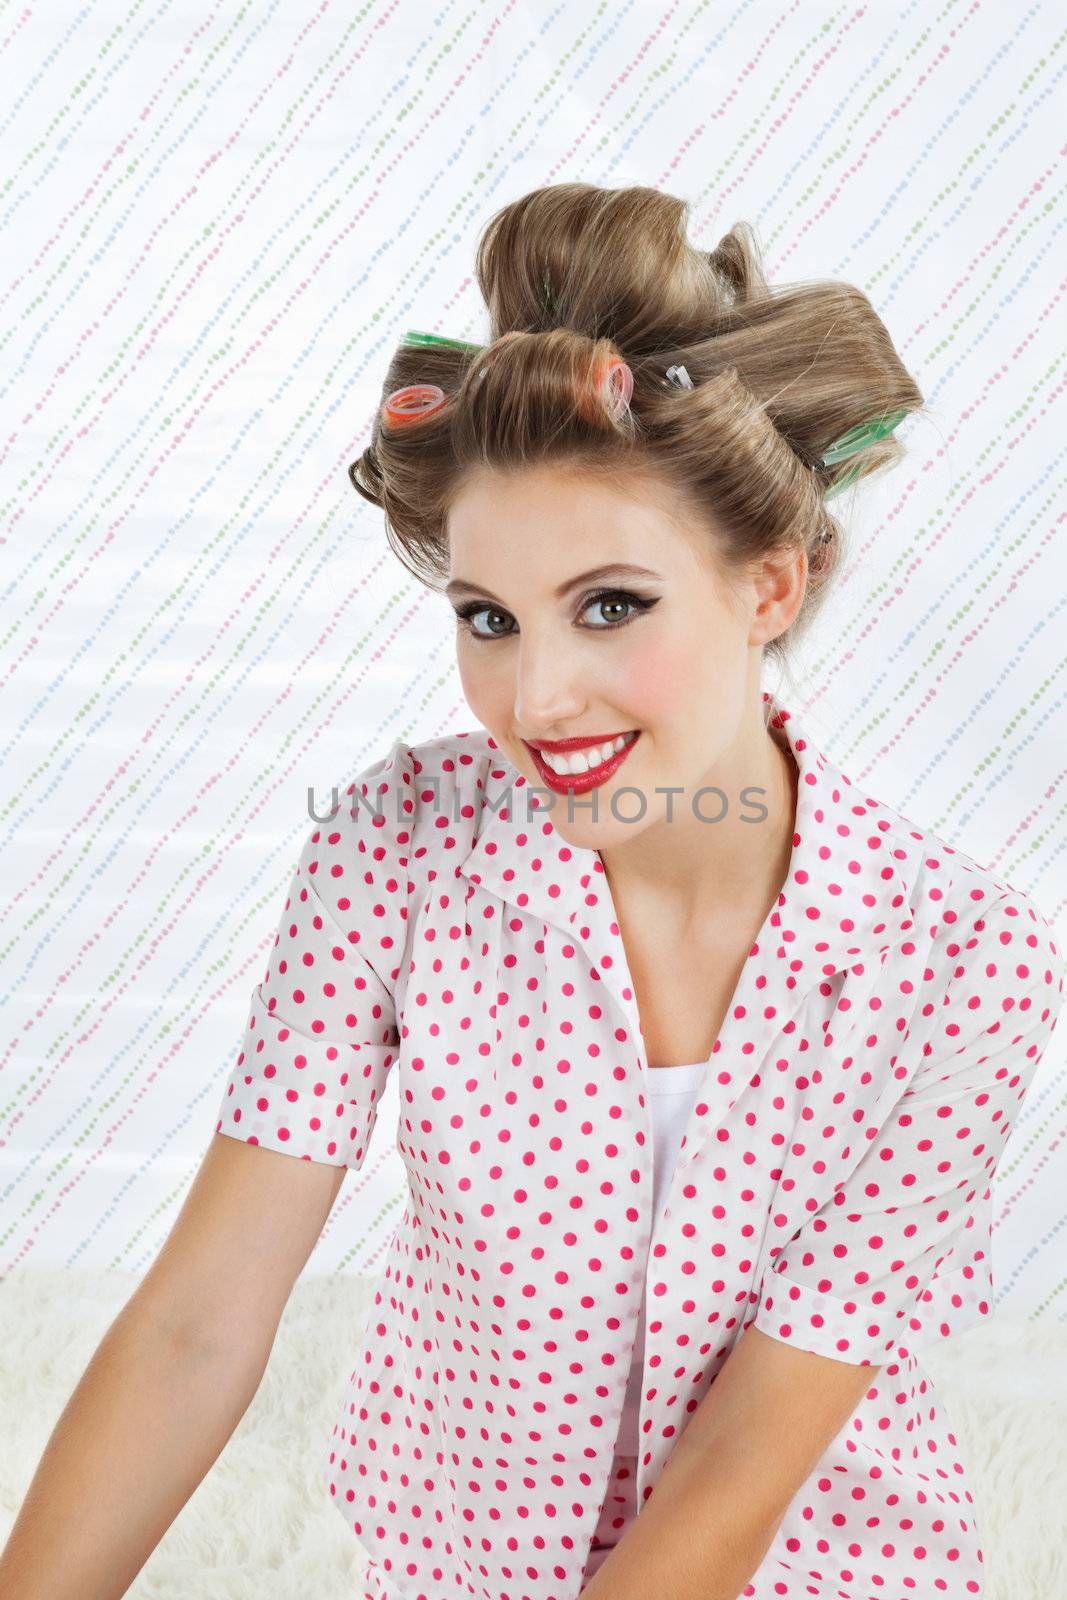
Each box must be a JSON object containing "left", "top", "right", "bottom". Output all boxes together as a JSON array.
[{"left": 445, "top": 463, "right": 803, "bottom": 847}]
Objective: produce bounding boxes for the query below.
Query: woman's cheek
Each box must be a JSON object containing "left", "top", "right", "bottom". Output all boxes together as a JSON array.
[
  {"left": 620, "top": 640, "right": 699, "bottom": 719},
  {"left": 457, "top": 643, "right": 514, "bottom": 741}
]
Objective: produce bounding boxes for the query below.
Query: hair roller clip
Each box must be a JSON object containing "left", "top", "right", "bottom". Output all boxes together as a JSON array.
[
  {"left": 664, "top": 363, "right": 694, "bottom": 390},
  {"left": 817, "top": 407, "right": 908, "bottom": 502},
  {"left": 382, "top": 383, "right": 448, "bottom": 428},
  {"left": 819, "top": 407, "right": 908, "bottom": 466},
  {"left": 401, "top": 329, "right": 485, "bottom": 354}
]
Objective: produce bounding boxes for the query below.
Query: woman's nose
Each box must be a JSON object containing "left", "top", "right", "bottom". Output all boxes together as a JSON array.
[{"left": 512, "top": 642, "right": 587, "bottom": 733}]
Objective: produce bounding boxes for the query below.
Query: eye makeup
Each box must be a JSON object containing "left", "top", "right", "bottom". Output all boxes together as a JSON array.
[{"left": 452, "top": 587, "right": 660, "bottom": 641}]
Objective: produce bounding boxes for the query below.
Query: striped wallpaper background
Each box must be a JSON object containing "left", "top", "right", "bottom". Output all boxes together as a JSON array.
[{"left": 2, "top": 2, "right": 1065, "bottom": 1322}]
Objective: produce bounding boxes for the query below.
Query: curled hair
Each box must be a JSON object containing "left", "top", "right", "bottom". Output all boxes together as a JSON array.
[{"left": 349, "top": 183, "right": 925, "bottom": 668}]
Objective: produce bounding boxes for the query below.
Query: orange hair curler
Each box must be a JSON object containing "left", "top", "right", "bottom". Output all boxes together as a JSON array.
[{"left": 382, "top": 382, "right": 448, "bottom": 428}]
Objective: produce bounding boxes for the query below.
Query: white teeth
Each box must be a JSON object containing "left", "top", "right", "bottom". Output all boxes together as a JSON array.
[{"left": 540, "top": 731, "right": 637, "bottom": 776}]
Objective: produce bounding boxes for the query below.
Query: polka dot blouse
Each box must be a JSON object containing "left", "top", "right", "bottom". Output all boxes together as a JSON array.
[{"left": 215, "top": 691, "right": 1065, "bottom": 1600}]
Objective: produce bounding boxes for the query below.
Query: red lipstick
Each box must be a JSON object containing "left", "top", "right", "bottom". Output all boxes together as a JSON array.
[
  {"left": 527, "top": 730, "right": 636, "bottom": 753},
  {"left": 522, "top": 731, "right": 641, "bottom": 795}
]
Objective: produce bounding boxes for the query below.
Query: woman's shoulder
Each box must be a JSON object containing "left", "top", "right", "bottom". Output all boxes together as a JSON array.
[
  {"left": 871, "top": 786, "right": 1064, "bottom": 1003},
  {"left": 908, "top": 807, "right": 1054, "bottom": 933},
  {"left": 337, "top": 726, "right": 508, "bottom": 884},
  {"left": 407, "top": 725, "right": 503, "bottom": 785},
  {"left": 344, "top": 725, "right": 499, "bottom": 801}
]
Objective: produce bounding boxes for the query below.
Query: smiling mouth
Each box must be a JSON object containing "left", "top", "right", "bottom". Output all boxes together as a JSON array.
[
  {"left": 533, "top": 730, "right": 638, "bottom": 775},
  {"left": 523, "top": 730, "right": 641, "bottom": 792}
]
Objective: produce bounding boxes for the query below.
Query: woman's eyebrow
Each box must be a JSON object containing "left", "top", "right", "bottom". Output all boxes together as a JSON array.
[{"left": 444, "top": 563, "right": 663, "bottom": 605}]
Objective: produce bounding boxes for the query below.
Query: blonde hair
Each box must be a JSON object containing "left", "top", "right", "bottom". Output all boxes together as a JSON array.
[{"left": 349, "top": 182, "right": 925, "bottom": 667}]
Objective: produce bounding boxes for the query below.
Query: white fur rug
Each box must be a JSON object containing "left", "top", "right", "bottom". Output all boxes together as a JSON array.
[{"left": 1, "top": 1267, "right": 1063, "bottom": 1598}]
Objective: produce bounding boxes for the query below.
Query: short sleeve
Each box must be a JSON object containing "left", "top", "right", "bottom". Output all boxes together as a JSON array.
[
  {"left": 754, "top": 888, "right": 1066, "bottom": 1365},
  {"left": 214, "top": 739, "right": 416, "bottom": 1168}
]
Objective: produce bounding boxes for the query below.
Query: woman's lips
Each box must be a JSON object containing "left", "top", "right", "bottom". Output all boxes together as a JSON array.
[{"left": 523, "top": 732, "right": 641, "bottom": 795}]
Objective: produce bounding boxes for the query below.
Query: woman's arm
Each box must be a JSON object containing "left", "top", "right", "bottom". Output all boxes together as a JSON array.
[
  {"left": 0, "top": 1132, "right": 348, "bottom": 1600},
  {"left": 0, "top": 1292, "right": 271, "bottom": 1600},
  {"left": 580, "top": 1328, "right": 877, "bottom": 1600}
]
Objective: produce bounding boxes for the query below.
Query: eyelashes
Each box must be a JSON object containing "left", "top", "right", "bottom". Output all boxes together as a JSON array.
[{"left": 451, "top": 587, "right": 660, "bottom": 642}]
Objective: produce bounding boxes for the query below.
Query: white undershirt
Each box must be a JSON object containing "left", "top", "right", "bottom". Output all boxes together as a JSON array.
[{"left": 614, "top": 1060, "right": 706, "bottom": 1458}]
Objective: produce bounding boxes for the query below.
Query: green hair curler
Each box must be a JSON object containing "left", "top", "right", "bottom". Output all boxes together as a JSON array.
[
  {"left": 819, "top": 407, "right": 909, "bottom": 466},
  {"left": 401, "top": 329, "right": 485, "bottom": 354}
]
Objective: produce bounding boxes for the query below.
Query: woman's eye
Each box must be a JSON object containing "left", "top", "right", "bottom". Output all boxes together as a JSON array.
[
  {"left": 453, "top": 605, "right": 515, "bottom": 640},
  {"left": 452, "top": 588, "right": 657, "bottom": 641},
  {"left": 581, "top": 592, "right": 641, "bottom": 627}
]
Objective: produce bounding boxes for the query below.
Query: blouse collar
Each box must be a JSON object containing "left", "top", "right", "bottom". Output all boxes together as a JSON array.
[
  {"left": 458, "top": 690, "right": 925, "bottom": 958},
  {"left": 450, "top": 688, "right": 934, "bottom": 1183}
]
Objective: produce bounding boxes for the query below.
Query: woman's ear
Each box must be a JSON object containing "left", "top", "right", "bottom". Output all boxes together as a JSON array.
[{"left": 748, "top": 544, "right": 807, "bottom": 649}]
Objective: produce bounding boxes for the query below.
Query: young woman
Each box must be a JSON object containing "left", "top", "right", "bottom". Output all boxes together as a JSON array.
[
  {"left": 216, "top": 186, "right": 1066, "bottom": 1599},
  {"left": 8, "top": 184, "right": 1055, "bottom": 1600}
]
